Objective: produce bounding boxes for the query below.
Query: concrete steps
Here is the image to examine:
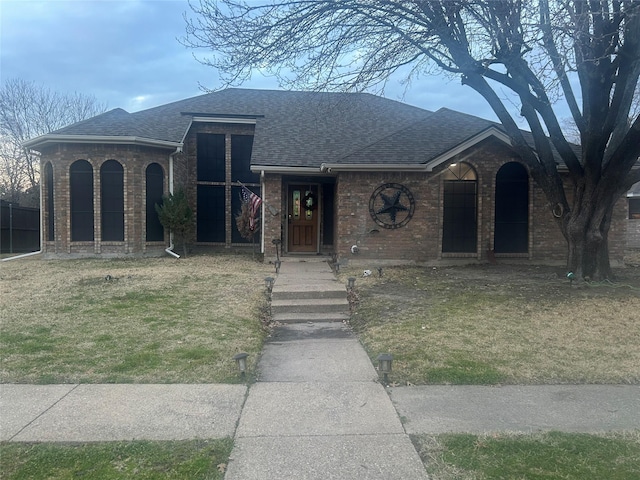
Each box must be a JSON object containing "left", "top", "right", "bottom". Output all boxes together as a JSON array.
[
  {"left": 272, "top": 312, "right": 351, "bottom": 324},
  {"left": 269, "top": 264, "right": 350, "bottom": 323},
  {"left": 271, "top": 298, "right": 350, "bottom": 315}
]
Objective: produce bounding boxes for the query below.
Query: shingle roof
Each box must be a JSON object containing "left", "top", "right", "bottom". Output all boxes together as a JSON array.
[
  {"left": 45, "top": 88, "right": 433, "bottom": 167},
  {"left": 40, "top": 88, "right": 569, "bottom": 169},
  {"left": 338, "top": 107, "right": 500, "bottom": 165}
]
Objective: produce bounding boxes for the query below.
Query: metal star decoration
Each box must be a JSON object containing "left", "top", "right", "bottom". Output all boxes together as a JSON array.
[
  {"left": 369, "top": 183, "right": 416, "bottom": 229},
  {"left": 376, "top": 190, "right": 408, "bottom": 224}
]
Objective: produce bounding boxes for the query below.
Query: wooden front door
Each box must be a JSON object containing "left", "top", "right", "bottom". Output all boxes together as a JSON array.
[{"left": 287, "top": 184, "right": 319, "bottom": 253}]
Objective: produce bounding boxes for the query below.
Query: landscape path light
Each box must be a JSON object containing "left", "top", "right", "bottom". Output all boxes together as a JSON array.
[
  {"left": 376, "top": 353, "right": 393, "bottom": 384},
  {"left": 233, "top": 352, "right": 249, "bottom": 377},
  {"left": 265, "top": 276, "right": 274, "bottom": 291},
  {"left": 347, "top": 277, "right": 356, "bottom": 289}
]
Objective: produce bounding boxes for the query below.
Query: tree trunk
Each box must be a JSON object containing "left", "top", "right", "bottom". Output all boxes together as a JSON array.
[{"left": 565, "top": 197, "right": 615, "bottom": 281}]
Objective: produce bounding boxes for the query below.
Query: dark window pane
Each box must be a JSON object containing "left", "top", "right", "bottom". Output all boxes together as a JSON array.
[
  {"left": 494, "top": 162, "right": 529, "bottom": 253},
  {"left": 146, "top": 163, "right": 165, "bottom": 241},
  {"left": 197, "top": 185, "right": 225, "bottom": 242},
  {"left": 197, "top": 133, "right": 225, "bottom": 182},
  {"left": 70, "top": 160, "right": 94, "bottom": 241},
  {"left": 231, "top": 135, "right": 258, "bottom": 184},
  {"left": 322, "top": 183, "right": 335, "bottom": 245},
  {"left": 629, "top": 198, "right": 640, "bottom": 219},
  {"left": 45, "top": 162, "right": 54, "bottom": 241},
  {"left": 101, "top": 160, "right": 124, "bottom": 241},
  {"left": 442, "top": 180, "right": 477, "bottom": 253}
]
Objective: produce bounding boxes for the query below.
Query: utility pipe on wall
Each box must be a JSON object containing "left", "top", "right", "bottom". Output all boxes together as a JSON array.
[
  {"left": 260, "top": 170, "right": 265, "bottom": 255},
  {"left": 164, "top": 147, "right": 181, "bottom": 259}
]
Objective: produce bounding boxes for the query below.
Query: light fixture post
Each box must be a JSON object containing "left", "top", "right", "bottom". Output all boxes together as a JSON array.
[
  {"left": 376, "top": 353, "right": 393, "bottom": 384},
  {"left": 233, "top": 352, "right": 249, "bottom": 378},
  {"left": 265, "top": 276, "right": 274, "bottom": 291}
]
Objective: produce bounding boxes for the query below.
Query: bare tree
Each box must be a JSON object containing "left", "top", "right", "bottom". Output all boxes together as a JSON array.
[
  {"left": 183, "top": 0, "right": 640, "bottom": 280},
  {"left": 0, "top": 78, "right": 107, "bottom": 206}
]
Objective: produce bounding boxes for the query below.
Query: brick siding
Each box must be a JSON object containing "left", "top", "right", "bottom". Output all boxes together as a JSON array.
[
  {"left": 40, "top": 142, "right": 171, "bottom": 257},
  {"left": 39, "top": 134, "right": 628, "bottom": 264}
]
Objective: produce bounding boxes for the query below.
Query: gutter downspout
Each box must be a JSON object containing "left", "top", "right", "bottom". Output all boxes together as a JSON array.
[
  {"left": 165, "top": 147, "right": 181, "bottom": 259},
  {"left": 2, "top": 172, "right": 44, "bottom": 262},
  {"left": 260, "top": 170, "right": 265, "bottom": 255}
]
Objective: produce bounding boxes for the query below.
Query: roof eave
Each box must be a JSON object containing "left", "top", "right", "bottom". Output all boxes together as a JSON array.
[
  {"left": 320, "top": 163, "right": 427, "bottom": 173},
  {"left": 251, "top": 165, "right": 325, "bottom": 175},
  {"left": 23, "top": 134, "right": 182, "bottom": 151},
  {"left": 424, "top": 126, "right": 512, "bottom": 172}
]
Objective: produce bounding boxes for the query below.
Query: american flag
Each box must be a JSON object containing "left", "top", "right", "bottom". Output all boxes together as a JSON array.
[{"left": 241, "top": 186, "right": 262, "bottom": 231}]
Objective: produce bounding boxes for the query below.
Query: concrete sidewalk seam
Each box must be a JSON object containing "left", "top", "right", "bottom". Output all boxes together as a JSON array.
[
  {"left": 7, "top": 383, "right": 80, "bottom": 441},
  {"left": 229, "top": 383, "right": 253, "bottom": 441},
  {"left": 234, "top": 432, "right": 412, "bottom": 439}
]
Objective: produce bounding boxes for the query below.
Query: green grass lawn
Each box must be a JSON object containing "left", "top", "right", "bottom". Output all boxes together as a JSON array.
[
  {"left": 0, "top": 439, "right": 233, "bottom": 480},
  {"left": 0, "top": 254, "right": 272, "bottom": 384},
  {"left": 413, "top": 431, "right": 640, "bottom": 480}
]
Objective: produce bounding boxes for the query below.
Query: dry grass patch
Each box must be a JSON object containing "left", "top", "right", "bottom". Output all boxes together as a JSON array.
[
  {"left": 1, "top": 254, "right": 272, "bottom": 383},
  {"left": 342, "top": 263, "right": 640, "bottom": 385}
]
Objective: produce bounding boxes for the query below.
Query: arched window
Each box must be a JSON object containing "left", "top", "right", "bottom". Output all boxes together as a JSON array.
[
  {"left": 70, "top": 160, "right": 94, "bottom": 241},
  {"left": 145, "top": 163, "right": 164, "bottom": 241},
  {"left": 44, "top": 162, "right": 54, "bottom": 241},
  {"left": 494, "top": 162, "right": 529, "bottom": 253},
  {"left": 442, "top": 162, "right": 478, "bottom": 253},
  {"left": 100, "top": 160, "right": 124, "bottom": 241}
]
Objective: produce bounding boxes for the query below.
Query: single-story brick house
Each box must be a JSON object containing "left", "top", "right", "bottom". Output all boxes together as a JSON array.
[{"left": 24, "top": 88, "right": 629, "bottom": 264}]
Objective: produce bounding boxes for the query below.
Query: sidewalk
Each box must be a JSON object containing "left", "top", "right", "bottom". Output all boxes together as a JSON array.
[
  {"left": 224, "top": 321, "right": 427, "bottom": 479},
  {"left": 223, "top": 258, "right": 427, "bottom": 479},
  {"left": 2, "top": 258, "right": 639, "bottom": 477},
  {"left": 3, "top": 383, "right": 638, "bottom": 442}
]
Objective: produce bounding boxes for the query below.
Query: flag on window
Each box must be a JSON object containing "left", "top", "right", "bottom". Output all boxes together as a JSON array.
[{"left": 241, "top": 185, "right": 262, "bottom": 231}]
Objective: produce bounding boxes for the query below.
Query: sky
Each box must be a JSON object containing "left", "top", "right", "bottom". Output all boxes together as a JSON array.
[{"left": 1, "top": 0, "right": 500, "bottom": 120}]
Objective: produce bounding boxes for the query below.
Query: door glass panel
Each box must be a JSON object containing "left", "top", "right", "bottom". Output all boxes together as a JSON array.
[
  {"left": 304, "top": 190, "right": 313, "bottom": 220},
  {"left": 293, "top": 190, "right": 300, "bottom": 220}
]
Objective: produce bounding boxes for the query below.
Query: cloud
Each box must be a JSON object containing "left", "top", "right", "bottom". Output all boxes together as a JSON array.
[{"left": 1, "top": 0, "right": 206, "bottom": 110}]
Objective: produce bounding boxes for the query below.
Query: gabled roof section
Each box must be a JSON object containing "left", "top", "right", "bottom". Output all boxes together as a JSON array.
[{"left": 327, "top": 108, "right": 509, "bottom": 170}]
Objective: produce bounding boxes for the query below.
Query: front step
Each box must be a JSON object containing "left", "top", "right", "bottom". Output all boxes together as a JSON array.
[
  {"left": 272, "top": 285, "right": 347, "bottom": 300},
  {"left": 272, "top": 312, "right": 350, "bottom": 324},
  {"left": 271, "top": 297, "right": 349, "bottom": 315},
  {"left": 268, "top": 264, "right": 351, "bottom": 324}
]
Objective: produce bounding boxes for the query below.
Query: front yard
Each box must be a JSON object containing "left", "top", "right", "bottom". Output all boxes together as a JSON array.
[
  {"left": 0, "top": 254, "right": 272, "bottom": 384},
  {"left": 340, "top": 262, "right": 640, "bottom": 386},
  {"left": 2, "top": 254, "right": 639, "bottom": 479}
]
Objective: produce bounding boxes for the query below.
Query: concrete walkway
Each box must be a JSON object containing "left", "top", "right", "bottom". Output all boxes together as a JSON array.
[
  {"left": 224, "top": 258, "right": 427, "bottom": 479},
  {"left": 2, "top": 258, "right": 640, "bottom": 478}
]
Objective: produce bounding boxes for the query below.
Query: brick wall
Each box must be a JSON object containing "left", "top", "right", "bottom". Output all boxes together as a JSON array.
[
  {"left": 332, "top": 140, "right": 627, "bottom": 266},
  {"left": 629, "top": 220, "right": 640, "bottom": 249},
  {"left": 38, "top": 135, "right": 629, "bottom": 264},
  {"left": 628, "top": 198, "right": 640, "bottom": 249},
  {"left": 262, "top": 174, "right": 284, "bottom": 260},
  {"left": 40, "top": 143, "right": 171, "bottom": 257}
]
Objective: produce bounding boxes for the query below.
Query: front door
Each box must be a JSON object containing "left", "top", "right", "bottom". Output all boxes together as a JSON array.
[{"left": 287, "top": 184, "right": 319, "bottom": 253}]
